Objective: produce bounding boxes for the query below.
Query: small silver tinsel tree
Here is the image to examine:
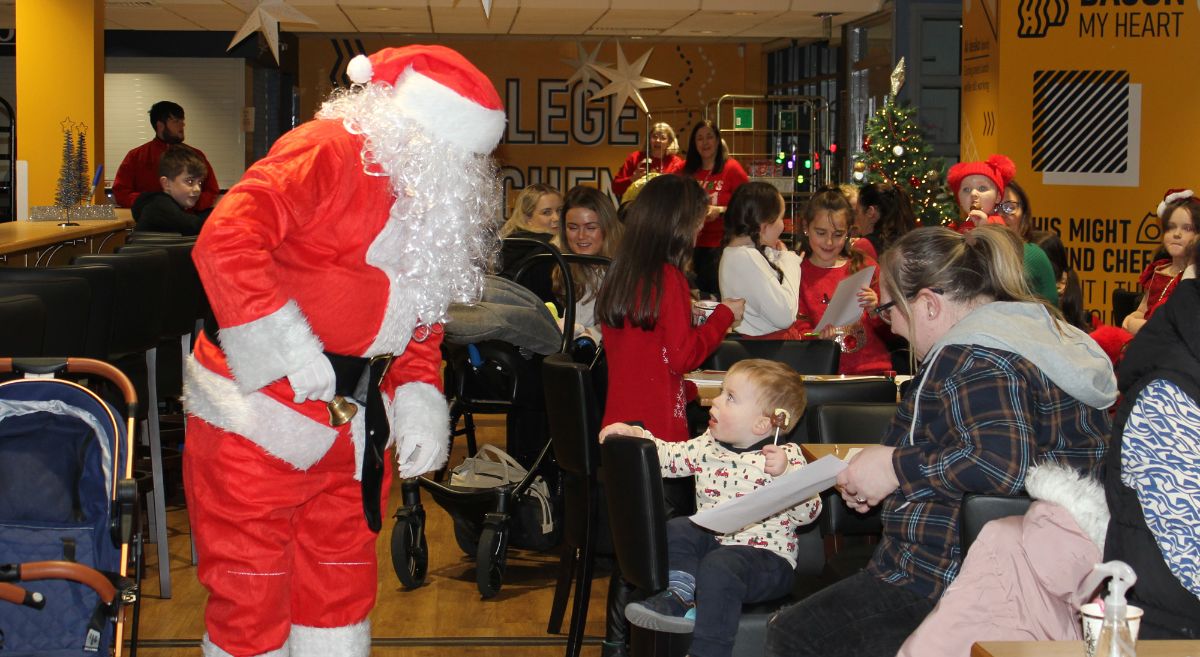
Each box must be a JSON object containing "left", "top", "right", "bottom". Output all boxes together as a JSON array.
[{"left": 54, "top": 122, "right": 79, "bottom": 208}]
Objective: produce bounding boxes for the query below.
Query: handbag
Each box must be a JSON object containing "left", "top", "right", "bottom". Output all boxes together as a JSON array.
[{"left": 450, "top": 444, "right": 559, "bottom": 551}]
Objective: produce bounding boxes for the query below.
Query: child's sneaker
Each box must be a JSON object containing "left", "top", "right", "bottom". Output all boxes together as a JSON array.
[{"left": 624, "top": 591, "right": 695, "bottom": 633}]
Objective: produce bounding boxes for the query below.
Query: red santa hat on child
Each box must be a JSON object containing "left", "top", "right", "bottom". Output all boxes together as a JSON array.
[
  {"left": 346, "top": 45, "right": 506, "bottom": 155},
  {"left": 947, "top": 154, "right": 1017, "bottom": 198},
  {"left": 1156, "top": 188, "right": 1195, "bottom": 219}
]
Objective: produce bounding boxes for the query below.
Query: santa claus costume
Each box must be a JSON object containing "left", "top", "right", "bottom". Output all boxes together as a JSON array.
[{"left": 183, "top": 46, "right": 505, "bottom": 657}]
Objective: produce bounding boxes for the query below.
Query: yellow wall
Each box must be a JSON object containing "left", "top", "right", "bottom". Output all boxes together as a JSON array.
[
  {"left": 17, "top": 0, "right": 105, "bottom": 207},
  {"left": 963, "top": 1, "right": 1200, "bottom": 323},
  {"left": 297, "top": 37, "right": 764, "bottom": 219}
]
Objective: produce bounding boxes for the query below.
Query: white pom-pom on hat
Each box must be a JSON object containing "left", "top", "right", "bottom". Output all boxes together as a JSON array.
[
  {"left": 1157, "top": 188, "right": 1195, "bottom": 219},
  {"left": 346, "top": 54, "right": 373, "bottom": 85},
  {"left": 347, "top": 45, "right": 506, "bottom": 154}
]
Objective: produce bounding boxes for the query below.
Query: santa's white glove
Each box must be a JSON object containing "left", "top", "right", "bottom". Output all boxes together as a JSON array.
[
  {"left": 391, "top": 383, "right": 450, "bottom": 479},
  {"left": 286, "top": 357, "right": 336, "bottom": 403}
]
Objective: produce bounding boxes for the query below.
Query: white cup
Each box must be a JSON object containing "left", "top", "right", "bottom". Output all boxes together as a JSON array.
[
  {"left": 1080, "top": 603, "right": 1143, "bottom": 657},
  {"left": 693, "top": 300, "right": 720, "bottom": 325}
]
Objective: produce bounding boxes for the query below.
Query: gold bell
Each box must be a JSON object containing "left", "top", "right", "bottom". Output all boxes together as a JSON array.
[{"left": 327, "top": 395, "right": 358, "bottom": 427}]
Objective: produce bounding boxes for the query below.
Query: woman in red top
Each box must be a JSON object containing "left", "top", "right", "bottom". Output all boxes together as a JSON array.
[
  {"left": 682, "top": 120, "right": 750, "bottom": 299},
  {"left": 1123, "top": 188, "right": 1199, "bottom": 336},
  {"left": 611, "top": 122, "right": 685, "bottom": 199},
  {"left": 795, "top": 188, "right": 893, "bottom": 375},
  {"left": 597, "top": 174, "right": 745, "bottom": 442}
]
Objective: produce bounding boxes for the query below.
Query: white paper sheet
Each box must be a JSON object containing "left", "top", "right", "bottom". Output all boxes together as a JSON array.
[
  {"left": 814, "top": 265, "right": 876, "bottom": 331},
  {"left": 689, "top": 454, "right": 847, "bottom": 534}
]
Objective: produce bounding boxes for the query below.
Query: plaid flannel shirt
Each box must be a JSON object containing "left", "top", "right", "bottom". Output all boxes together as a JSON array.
[{"left": 866, "top": 344, "right": 1110, "bottom": 601}]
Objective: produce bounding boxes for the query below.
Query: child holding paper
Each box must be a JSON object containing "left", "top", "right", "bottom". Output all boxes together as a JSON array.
[
  {"left": 599, "top": 359, "right": 821, "bottom": 657},
  {"left": 796, "top": 187, "right": 891, "bottom": 375}
]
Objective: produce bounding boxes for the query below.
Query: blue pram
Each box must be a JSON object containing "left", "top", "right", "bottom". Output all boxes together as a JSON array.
[{"left": 0, "top": 358, "right": 140, "bottom": 657}]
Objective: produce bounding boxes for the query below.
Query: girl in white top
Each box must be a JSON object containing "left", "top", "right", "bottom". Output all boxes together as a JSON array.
[{"left": 718, "top": 181, "right": 803, "bottom": 338}]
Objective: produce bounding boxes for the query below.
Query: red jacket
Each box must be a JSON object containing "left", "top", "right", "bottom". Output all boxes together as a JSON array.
[
  {"left": 611, "top": 150, "right": 684, "bottom": 198},
  {"left": 112, "top": 138, "right": 220, "bottom": 212},
  {"left": 690, "top": 159, "right": 750, "bottom": 248},
  {"left": 601, "top": 264, "right": 732, "bottom": 441}
]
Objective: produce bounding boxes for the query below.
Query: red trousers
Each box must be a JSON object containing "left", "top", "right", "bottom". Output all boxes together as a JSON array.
[{"left": 184, "top": 417, "right": 389, "bottom": 657}]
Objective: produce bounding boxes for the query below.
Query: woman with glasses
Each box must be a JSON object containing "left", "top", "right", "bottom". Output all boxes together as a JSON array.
[{"left": 765, "top": 225, "right": 1116, "bottom": 657}]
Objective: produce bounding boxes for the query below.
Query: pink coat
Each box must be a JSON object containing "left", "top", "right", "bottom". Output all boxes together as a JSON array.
[{"left": 899, "top": 465, "right": 1109, "bottom": 657}]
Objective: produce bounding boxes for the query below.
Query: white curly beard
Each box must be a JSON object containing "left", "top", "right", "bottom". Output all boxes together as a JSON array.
[{"left": 317, "top": 83, "right": 501, "bottom": 353}]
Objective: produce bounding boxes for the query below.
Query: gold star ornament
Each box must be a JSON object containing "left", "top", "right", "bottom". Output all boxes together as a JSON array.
[
  {"left": 889, "top": 57, "right": 906, "bottom": 97},
  {"left": 588, "top": 44, "right": 670, "bottom": 114},
  {"left": 563, "top": 42, "right": 608, "bottom": 93},
  {"left": 481, "top": 0, "right": 493, "bottom": 18},
  {"left": 227, "top": 0, "right": 317, "bottom": 65}
]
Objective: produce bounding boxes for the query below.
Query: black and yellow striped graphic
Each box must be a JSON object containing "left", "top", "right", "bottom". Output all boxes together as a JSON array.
[{"left": 1031, "top": 69, "right": 1130, "bottom": 174}]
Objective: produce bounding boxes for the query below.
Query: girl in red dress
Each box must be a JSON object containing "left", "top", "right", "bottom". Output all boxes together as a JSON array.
[
  {"left": 596, "top": 174, "right": 745, "bottom": 442},
  {"left": 795, "top": 188, "right": 893, "bottom": 375},
  {"left": 1123, "top": 188, "right": 1199, "bottom": 336}
]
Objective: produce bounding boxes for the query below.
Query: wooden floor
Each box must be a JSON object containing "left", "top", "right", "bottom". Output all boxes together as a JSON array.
[{"left": 129, "top": 414, "right": 610, "bottom": 656}]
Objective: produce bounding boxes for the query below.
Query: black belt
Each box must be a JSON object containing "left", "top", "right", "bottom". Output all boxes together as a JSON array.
[{"left": 325, "top": 352, "right": 394, "bottom": 533}]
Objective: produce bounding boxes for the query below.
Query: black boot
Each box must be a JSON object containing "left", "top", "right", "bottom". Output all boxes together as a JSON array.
[{"left": 603, "top": 567, "right": 635, "bottom": 657}]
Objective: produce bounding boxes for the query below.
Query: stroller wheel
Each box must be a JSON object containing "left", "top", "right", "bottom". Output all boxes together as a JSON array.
[
  {"left": 476, "top": 523, "right": 509, "bottom": 599},
  {"left": 391, "top": 506, "right": 428, "bottom": 589}
]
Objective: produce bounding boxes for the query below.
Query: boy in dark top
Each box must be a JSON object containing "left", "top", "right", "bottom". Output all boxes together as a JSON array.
[{"left": 131, "top": 144, "right": 211, "bottom": 235}]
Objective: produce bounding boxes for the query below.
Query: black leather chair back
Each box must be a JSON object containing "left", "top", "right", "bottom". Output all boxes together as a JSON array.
[
  {"left": 0, "top": 274, "right": 91, "bottom": 357},
  {"left": 809, "top": 402, "right": 898, "bottom": 539},
  {"left": 601, "top": 436, "right": 669, "bottom": 594},
  {"left": 73, "top": 250, "right": 169, "bottom": 359},
  {"left": 46, "top": 264, "right": 117, "bottom": 360},
  {"left": 118, "top": 242, "right": 201, "bottom": 340},
  {"left": 701, "top": 339, "right": 840, "bottom": 374},
  {"left": 791, "top": 378, "right": 897, "bottom": 442},
  {"left": 126, "top": 231, "right": 185, "bottom": 242},
  {"left": 0, "top": 295, "right": 46, "bottom": 357},
  {"left": 542, "top": 353, "right": 601, "bottom": 478},
  {"left": 960, "top": 493, "right": 1032, "bottom": 553}
]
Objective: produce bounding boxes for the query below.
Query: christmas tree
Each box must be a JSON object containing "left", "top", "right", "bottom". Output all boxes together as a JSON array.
[
  {"left": 54, "top": 121, "right": 79, "bottom": 208},
  {"left": 852, "top": 59, "right": 957, "bottom": 226},
  {"left": 74, "top": 127, "right": 90, "bottom": 204}
]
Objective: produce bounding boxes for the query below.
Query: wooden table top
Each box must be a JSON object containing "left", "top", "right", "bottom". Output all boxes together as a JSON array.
[
  {"left": 972, "top": 640, "right": 1200, "bottom": 657},
  {"left": 0, "top": 218, "right": 133, "bottom": 256},
  {"left": 800, "top": 443, "right": 873, "bottom": 462}
]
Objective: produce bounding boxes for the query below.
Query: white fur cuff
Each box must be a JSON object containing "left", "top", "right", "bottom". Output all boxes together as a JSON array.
[
  {"left": 184, "top": 357, "right": 338, "bottom": 471},
  {"left": 290, "top": 619, "right": 371, "bottom": 657},
  {"left": 218, "top": 300, "right": 326, "bottom": 393},
  {"left": 389, "top": 381, "right": 450, "bottom": 476},
  {"left": 202, "top": 633, "right": 289, "bottom": 657}
]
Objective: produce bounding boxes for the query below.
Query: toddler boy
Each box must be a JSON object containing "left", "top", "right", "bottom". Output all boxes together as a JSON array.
[
  {"left": 599, "top": 358, "right": 820, "bottom": 657},
  {"left": 131, "top": 144, "right": 211, "bottom": 235}
]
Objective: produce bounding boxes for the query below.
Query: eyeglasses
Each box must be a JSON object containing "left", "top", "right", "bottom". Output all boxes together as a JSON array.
[
  {"left": 872, "top": 287, "right": 944, "bottom": 324},
  {"left": 998, "top": 200, "right": 1021, "bottom": 215}
]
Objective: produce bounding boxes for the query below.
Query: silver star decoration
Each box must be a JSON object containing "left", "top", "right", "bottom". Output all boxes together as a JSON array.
[
  {"left": 588, "top": 44, "right": 670, "bottom": 114},
  {"left": 227, "top": 0, "right": 316, "bottom": 65},
  {"left": 563, "top": 43, "right": 608, "bottom": 93},
  {"left": 481, "top": 0, "right": 492, "bottom": 18}
]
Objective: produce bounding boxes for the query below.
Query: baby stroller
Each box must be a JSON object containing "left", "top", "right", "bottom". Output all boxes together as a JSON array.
[
  {"left": 390, "top": 243, "right": 608, "bottom": 598},
  {"left": 0, "top": 357, "right": 140, "bottom": 657}
]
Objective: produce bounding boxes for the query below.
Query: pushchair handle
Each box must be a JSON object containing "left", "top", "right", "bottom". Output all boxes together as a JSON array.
[
  {"left": 0, "top": 358, "right": 139, "bottom": 414},
  {"left": 0, "top": 582, "right": 46, "bottom": 609},
  {"left": 0, "top": 561, "right": 117, "bottom": 605}
]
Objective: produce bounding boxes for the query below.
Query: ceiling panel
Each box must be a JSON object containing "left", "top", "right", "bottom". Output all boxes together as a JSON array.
[{"left": 86, "top": 0, "right": 887, "bottom": 39}]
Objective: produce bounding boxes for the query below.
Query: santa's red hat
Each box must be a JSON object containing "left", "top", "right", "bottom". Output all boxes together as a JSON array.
[
  {"left": 947, "top": 154, "right": 1017, "bottom": 198},
  {"left": 346, "top": 45, "right": 505, "bottom": 154},
  {"left": 1156, "top": 188, "right": 1195, "bottom": 219}
]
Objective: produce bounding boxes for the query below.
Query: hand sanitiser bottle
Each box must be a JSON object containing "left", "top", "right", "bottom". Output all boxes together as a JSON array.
[{"left": 1091, "top": 561, "right": 1138, "bottom": 657}]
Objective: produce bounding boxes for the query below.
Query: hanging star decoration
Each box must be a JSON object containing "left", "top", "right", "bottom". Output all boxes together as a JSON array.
[
  {"left": 481, "top": 0, "right": 493, "bottom": 18},
  {"left": 227, "top": 0, "right": 316, "bottom": 65},
  {"left": 889, "top": 57, "right": 906, "bottom": 98},
  {"left": 563, "top": 42, "right": 608, "bottom": 94},
  {"left": 588, "top": 43, "right": 670, "bottom": 114}
]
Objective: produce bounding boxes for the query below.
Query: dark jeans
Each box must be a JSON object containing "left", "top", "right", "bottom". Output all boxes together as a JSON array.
[
  {"left": 668, "top": 517, "right": 795, "bottom": 657},
  {"left": 692, "top": 246, "right": 723, "bottom": 299},
  {"left": 764, "top": 570, "right": 935, "bottom": 657}
]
